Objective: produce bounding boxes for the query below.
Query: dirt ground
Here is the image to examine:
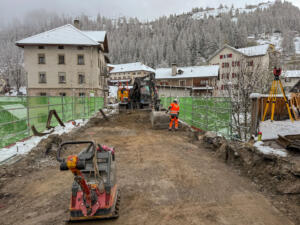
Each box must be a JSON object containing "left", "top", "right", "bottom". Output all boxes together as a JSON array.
[{"left": 0, "top": 112, "right": 297, "bottom": 225}]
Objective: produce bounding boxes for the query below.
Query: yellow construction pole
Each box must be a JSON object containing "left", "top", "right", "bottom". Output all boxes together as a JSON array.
[
  {"left": 262, "top": 80, "right": 275, "bottom": 121},
  {"left": 279, "top": 80, "right": 294, "bottom": 122},
  {"left": 271, "top": 80, "right": 278, "bottom": 121}
]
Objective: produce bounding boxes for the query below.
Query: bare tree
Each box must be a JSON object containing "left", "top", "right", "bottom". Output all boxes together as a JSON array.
[
  {"left": 223, "top": 56, "right": 272, "bottom": 139},
  {"left": 0, "top": 42, "right": 25, "bottom": 94}
]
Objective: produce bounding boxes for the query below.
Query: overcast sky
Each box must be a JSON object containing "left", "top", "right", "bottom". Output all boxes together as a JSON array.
[{"left": 0, "top": 0, "right": 299, "bottom": 24}]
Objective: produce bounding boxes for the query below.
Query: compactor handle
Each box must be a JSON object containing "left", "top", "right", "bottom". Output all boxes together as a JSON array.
[
  {"left": 56, "top": 141, "right": 95, "bottom": 163},
  {"left": 59, "top": 160, "right": 85, "bottom": 171}
]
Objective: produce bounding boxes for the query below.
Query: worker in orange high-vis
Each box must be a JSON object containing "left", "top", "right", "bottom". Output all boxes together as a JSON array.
[{"left": 168, "top": 99, "right": 180, "bottom": 131}]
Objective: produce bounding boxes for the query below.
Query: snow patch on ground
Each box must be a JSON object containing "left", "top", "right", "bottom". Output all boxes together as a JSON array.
[
  {"left": 254, "top": 141, "right": 287, "bottom": 157},
  {"left": 0, "top": 118, "right": 88, "bottom": 163},
  {"left": 259, "top": 120, "right": 300, "bottom": 140},
  {"left": 109, "top": 86, "right": 118, "bottom": 98}
]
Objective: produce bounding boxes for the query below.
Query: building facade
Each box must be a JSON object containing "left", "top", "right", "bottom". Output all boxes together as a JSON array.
[
  {"left": 208, "top": 44, "right": 277, "bottom": 96},
  {"left": 16, "top": 23, "right": 109, "bottom": 97},
  {"left": 282, "top": 70, "right": 300, "bottom": 93},
  {"left": 108, "top": 62, "right": 155, "bottom": 85},
  {"left": 155, "top": 64, "right": 219, "bottom": 96}
]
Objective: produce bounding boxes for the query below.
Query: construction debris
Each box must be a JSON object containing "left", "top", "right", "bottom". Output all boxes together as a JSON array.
[
  {"left": 31, "top": 125, "right": 54, "bottom": 137},
  {"left": 99, "top": 108, "right": 109, "bottom": 121},
  {"left": 277, "top": 134, "right": 300, "bottom": 152},
  {"left": 46, "top": 110, "right": 65, "bottom": 129}
]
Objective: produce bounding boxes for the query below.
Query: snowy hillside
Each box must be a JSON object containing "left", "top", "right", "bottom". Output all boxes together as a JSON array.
[
  {"left": 192, "top": 2, "right": 273, "bottom": 20},
  {"left": 254, "top": 32, "right": 300, "bottom": 55}
]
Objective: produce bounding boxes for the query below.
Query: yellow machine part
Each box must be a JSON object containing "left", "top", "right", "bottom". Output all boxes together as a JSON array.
[{"left": 117, "top": 88, "right": 130, "bottom": 101}]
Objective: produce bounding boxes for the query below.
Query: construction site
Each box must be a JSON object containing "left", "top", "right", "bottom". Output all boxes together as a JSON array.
[
  {"left": 1, "top": 13, "right": 300, "bottom": 225},
  {"left": 0, "top": 107, "right": 299, "bottom": 225}
]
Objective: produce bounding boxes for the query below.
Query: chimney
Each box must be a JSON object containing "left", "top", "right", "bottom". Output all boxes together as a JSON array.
[
  {"left": 172, "top": 63, "right": 177, "bottom": 76},
  {"left": 74, "top": 19, "right": 80, "bottom": 29}
]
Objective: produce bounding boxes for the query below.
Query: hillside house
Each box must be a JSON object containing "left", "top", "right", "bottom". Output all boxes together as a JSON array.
[
  {"left": 208, "top": 44, "right": 277, "bottom": 96},
  {"left": 155, "top": 64, "right": 219, "bottom": 96},
  {"left": 108, "top": 62, "right": 155, "bottom": 85},
  {"left": 16, "top": 22, "right": 109, "bottom": 97}
]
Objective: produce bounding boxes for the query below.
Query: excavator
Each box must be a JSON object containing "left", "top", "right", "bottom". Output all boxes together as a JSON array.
[{"left": 118, "top": 73, "right": 160, "bottom": 111}]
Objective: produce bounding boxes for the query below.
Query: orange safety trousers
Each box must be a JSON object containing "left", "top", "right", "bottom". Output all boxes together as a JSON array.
[{"left": 169, "top": 115, "right": 179, "bottom": 129}]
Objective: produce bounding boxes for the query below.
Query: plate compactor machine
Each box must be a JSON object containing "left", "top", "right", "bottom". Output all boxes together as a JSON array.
[{"left": 56, "top": 141, "right": 120, "bottom": 221}]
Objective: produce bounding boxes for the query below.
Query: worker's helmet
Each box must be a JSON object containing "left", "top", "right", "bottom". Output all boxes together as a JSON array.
[{"left": 173, "top": 98, "right": 178, "bottom": 103}]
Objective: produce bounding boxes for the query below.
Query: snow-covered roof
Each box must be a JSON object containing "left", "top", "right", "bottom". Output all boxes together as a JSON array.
[
  {"left": 109, "top": 79, "right": 131, "bottom": 83},
  {"left": 283, "top": 70, "right": 300, "bottom": 78},
  {"left": 236, "top": 44, "right": 270, "bottom": 57},
  {"left": 208, "top": 44, "right": 271, "bottom": 62},
  {"left": 82, "top": 31, "right": 106, "bottom": 43},
  {"left": 192, "top": 86, "right": 214, "bottom": 90},
  {"left": 110, "top": 62, "right": 155, "bottom": 73},
  {"left": 16, "top": 24, "right": 107, "bottom": 47},
  {"left": 155, "top": 65, "right": 219, "bottom": 80}
]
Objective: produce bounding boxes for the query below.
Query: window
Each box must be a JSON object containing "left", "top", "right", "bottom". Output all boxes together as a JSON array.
[
  {"left": 228, "top": 53, "right": 232, "bottom": 58},
  {"left": 58, "top": 55, "right": 65, "bottom": 64},
  {"left": 222, "top": 62, "right": 229, "bottom": 68},
  {"left": 232, "top": 73, "right": 235, "bottom": 78},
  {"left": 58, "top": 46, "right": 64, "bottom": 49},
  {"left": 138, "top": 72, "right": 141, "bottom": 75},
  {"left": 227, "top": 73, "right": 229, "bottom": 79},
  {"left": 179, "top": 80, "right": 186, "bottom": 86},
  {"left": 78, "top": 74, "right": 85, "bottom": 84},
  {"left": 77, "top": 55, "right": 84, "bottom": 65},
  {"left": 247, "top": 61, "right": 254, "bottom": 66},
  {"left": 38, "top": 54, "right": 45, "bottom": 64},
  {"left": 58, "top": 72, "right": 66, "bottom": 84},
  {"left": 39, "top": 72, "right": 46, "bottom": 83},
  {"left": 79, "top": 93, "right": 85, "bottom": 97},
  {"left": 40, "top": 92, "right": 46, "bottom": 96},
  {"left": 221, "top": 74, "right": 224, "bottom": 79},
  {"left": 232, "top": 61, "right": 240, "bottom": 67},
  {"left": 59, "top": 93, "right": 66, "bottom": 96},
  {"left": 200, "top": 80, "right": 207, "bottom": 85},
  {"left": 221, "top": 85, "right": 224, "bottom": 90},
  {"left": 220, "top": 55, "right": 223, "bottom": 59},
  {"left": 38, "top": 46, "right": 44, "bottom": 49},
  {"left": 285, "top": 78, "right": 291, "bottom": 83},
  {"left": 133, "top": 72, "right": 136, "bottom": 75},
  {"left": 77, "top": 46, "right": 84, "bottom": 50}
]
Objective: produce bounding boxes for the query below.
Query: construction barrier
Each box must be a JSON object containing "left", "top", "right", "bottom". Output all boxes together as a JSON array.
[
  {"left": 160, "top": 97, "right": 232, "bottom": 138},
  {"left": 0, "top": 96, "right": 104, "bottom": 148}
]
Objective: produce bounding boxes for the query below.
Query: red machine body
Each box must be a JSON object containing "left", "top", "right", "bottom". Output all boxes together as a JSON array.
[{"left": 57, "top": 141, "right": 120, "bottom": 221}]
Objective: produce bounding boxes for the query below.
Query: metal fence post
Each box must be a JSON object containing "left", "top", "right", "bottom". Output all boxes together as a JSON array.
[
  {"left": 61, "top": 95, "right": 64, "bottom": 122},
  {"left": 191, "top": 96, "right": 194, "bottom": 128},
  {"left": 27, "top": 96, "right": 30, "bottom": 136},
  {"left": 94, "top": 96, "right": 96, "bottom": 113},
  {"left": 72, "top": 96, "right": 74, "bottom": 120},
  {"left": 47, "top": 95, "right": 50, "bottom": 115},
  {"left": 88, "top": 97, "right": 90, "bottom": 117}
]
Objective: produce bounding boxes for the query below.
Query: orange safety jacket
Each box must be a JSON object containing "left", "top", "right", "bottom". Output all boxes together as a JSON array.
[{"left": 169, "top": 103, "right": 180, "bottom": 115}]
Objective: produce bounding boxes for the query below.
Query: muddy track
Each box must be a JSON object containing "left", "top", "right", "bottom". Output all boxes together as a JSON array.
[{"left": 0, "top": 112, "right": 295, "bottom": 225}]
